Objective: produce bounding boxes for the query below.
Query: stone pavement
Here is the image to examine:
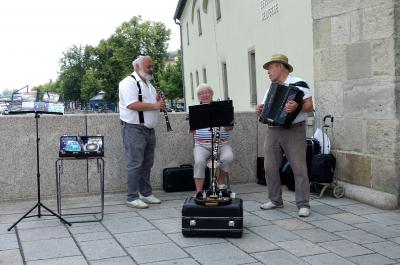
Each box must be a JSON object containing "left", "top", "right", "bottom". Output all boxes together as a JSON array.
[{"left": 1, "top": 183, "right": 400, "bottom": 265}]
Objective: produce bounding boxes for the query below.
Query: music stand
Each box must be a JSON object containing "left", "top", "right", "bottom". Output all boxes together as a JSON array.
[
  {"left": 189, "top": 100, "right": 234, "bottom": 195},
  {"left": 8, "top": 110, "right": 72, "bottom": 231}
]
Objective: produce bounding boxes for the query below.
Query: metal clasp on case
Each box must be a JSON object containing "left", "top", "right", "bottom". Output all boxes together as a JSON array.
[
  {"left": 228, "top": 221, "right": 235, "bottom": 227},
  {"left": 190, "top": 220, "right": 196, "bottom": 227}
]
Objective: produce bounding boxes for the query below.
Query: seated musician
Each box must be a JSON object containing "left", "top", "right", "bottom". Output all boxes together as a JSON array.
[
  {"left": 191, "top": 84, "right": 234, "bottom": 193},
  {"left": 256, "top": 54, "right": 313, "bottom": 217}
]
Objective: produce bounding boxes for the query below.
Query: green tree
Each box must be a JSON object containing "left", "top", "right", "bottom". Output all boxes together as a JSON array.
[
  {"left": 34, "top": 16, "right": 171, "bottom": 106},
  {"left": 158, "top": 50, "right": 183, "bottom": 107},
  {"left": 33, "top": 80, "right": 62, "bottom": 96},
  {"left": 93, "top": 16, "right": 170, "bottom": 103},
  {"left": 58, "top": 45, "right": 87, "bottom": 101},
  {"left": 81, "top": 69, "right": 103, "bottom": 102}
]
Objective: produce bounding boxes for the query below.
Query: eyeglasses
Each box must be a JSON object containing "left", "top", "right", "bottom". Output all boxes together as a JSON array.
[{"left": 198, "top": 91, "right": 211, "bottom": 96}]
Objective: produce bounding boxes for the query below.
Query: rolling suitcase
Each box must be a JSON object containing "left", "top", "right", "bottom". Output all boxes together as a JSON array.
[
  {"left": 162, "top": 164, "right": 209, "bottom": 192},
  {"left": 181, "top": 196, "right": 243, "bottom": 237},
  {"left": 310, "top": 115, "right": 336, "bottom": 184}
]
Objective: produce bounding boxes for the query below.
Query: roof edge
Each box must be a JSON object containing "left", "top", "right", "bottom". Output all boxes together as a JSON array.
[{"left": 173, "top": 0, "right": 187, "bottom": 21}]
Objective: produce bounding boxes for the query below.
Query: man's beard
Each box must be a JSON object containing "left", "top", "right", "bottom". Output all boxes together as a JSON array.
[{"left": 140, "top": 69, "right": 153, "bottom": 82}]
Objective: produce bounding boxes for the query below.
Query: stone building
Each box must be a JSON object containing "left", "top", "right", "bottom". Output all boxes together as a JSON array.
[{"left": 174, "top": 0, "right": 400, "bottom": 208}]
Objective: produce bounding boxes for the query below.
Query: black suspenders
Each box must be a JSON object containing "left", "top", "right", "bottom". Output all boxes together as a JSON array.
[{"left": 130, "top": 75, "right": 144, "bottom": 124}]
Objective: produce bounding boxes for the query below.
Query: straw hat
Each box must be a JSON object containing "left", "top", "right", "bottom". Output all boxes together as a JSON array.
[{"left": 262, "top": 54, "right": 293, "bottom": 72}]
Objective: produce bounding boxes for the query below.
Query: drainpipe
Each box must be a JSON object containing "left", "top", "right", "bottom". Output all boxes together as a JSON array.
[{"left": 174, "top": 18, "right": 186, "bottom": 111}]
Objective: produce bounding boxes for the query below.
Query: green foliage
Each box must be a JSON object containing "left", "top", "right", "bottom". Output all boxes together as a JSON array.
[
  {"left": 58, "top": 45, "right": 86, "bottom": 101},
  {"left": 81, "top": 69, "right": 102, "bottom": 102},
  {"left": 33, "top": 80, "right": 62, "bottom": 96},
  {"left": 37, "top": 16, "right": 172, "bottom": 105},
  {"left": 158, "top": 50, "right": 183, "bottom": 107}
]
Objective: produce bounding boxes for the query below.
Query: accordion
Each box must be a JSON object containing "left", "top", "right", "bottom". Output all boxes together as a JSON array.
[
  {"left": 259, "top": 83, "right": 304, "bottom": 126},
  {"left": 59, "top": 135, "right": 104, "bottom": 158}
]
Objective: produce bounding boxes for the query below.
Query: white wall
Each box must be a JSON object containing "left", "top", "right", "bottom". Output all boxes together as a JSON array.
[{"left": 179, "top": 0, "right": 313, "bottom": 111}]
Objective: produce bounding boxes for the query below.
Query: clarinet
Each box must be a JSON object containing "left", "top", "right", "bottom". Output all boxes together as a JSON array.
[
  {"left": 209, "top": 127, "right": 221, "bottom": 196},
  {"left": 156, "top": 89, "right": 173, "bottom": 132}
]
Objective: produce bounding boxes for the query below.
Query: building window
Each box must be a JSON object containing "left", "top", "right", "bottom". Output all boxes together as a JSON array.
[
  {"left": 215, "top": 0, "right": 221, "bottom": 20},
  {"left": 248, "top": 50, "right": 257, "bottom": 105},
  {"left": 186, "top": 22, "right": 190, "bottom": 46},
  {"left": 222, "top": 62, "right": 228, "bottom": 99},
  {"left": 197, "top": 9, "right": 202, "bottom": 36},
  {"left": 202, "top": 68, "right": 207, "bottom": 83},
  {"left": 195, "top": 70, "right": 199, "bottom": 86},
  {"left": 190, "top": 72, "right": 194, "bottom": 100}
]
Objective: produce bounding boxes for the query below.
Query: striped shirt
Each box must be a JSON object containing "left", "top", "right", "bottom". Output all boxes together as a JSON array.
[{"left": 194, "top": 127, "right": 230, "bottom": 144}]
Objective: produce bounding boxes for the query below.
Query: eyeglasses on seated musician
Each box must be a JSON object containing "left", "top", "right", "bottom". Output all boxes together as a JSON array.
[
  {"left": 255, "top": 54, "right": 313, "bottom": 218},
  {"left": 190, "top": 83, "right": 234, "bottom": 194}
]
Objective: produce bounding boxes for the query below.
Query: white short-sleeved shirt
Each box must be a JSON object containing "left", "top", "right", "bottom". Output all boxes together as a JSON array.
[
  {"left": 118, "top": 72, "right": 159, "bottom": 128},
  {"left": 261, "top": 75, "right": 311, "bottom": 124}
]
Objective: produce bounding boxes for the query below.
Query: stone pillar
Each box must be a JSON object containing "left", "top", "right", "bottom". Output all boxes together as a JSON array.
[{"left": 312, "top": 0, "right": 399, "bottom": 208}]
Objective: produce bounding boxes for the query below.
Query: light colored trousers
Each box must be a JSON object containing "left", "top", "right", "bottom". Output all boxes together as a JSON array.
[
  {"left": 264, "top": 124, "right": 310, "bottom": 209},
  {"left": 193, "top": 143, "right": 233, "bottom": 178}
]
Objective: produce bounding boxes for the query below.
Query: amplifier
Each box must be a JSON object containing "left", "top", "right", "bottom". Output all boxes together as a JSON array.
[{"left": 59, "top": 135, "right": 104, "bottom": 158}]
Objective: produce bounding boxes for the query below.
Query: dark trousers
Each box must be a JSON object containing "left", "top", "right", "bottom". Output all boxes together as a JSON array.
[
  {"left": 121, "top": 123, "right": 156, "bottom": 201},
  {"left": 264, "top": 124, "right": 310, "bottom": 209}
]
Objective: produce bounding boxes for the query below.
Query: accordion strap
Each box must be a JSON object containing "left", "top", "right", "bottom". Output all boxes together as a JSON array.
[{"left": 289, "top": 81, "right": 309, "bottom": 89}]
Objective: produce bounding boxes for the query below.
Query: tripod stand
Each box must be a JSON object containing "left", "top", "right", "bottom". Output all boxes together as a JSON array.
[{"left": 8, "top": 112, "right": 71, "bottom": 231}]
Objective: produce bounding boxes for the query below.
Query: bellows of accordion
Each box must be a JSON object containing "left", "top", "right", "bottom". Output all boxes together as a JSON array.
[{"left": 259, "top": 83, "right": 304, "bottom": 126}]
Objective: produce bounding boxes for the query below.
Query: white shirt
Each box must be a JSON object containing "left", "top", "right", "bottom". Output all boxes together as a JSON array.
[
  {"left": 119, "top": 72, "right": 160, "bottom": 128},
  {"left": 261, "top": 75, "right": 311, "bottom": 124}
]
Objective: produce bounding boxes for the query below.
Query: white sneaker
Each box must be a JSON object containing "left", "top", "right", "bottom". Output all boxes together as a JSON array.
[
  {"left": 298, "top": 207, "right": 310, "bottom": 217},
  {"left": 126, "top": 199, "right": 148, "bottom": 209},
  {"left": 260, "top": 201, "right": 283, "bottom": 210},
  {"left": 139, "top": 194, "right": 161, "bottom": 204}
]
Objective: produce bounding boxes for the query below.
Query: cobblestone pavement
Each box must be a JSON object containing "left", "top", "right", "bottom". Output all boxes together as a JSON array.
[{"left": 1, "top": 183, "right": 400, "bottom": 265}]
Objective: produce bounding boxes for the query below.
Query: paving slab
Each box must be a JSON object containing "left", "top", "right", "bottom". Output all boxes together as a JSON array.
[
  {"left": 348, "top": 253, "right": 396, "bottom": 265},
  {"left": 319, "top": 239, "right": 373, "bottom": 258},
  {"left": 126, "top": 242, "right": 188, "bottom": 264},
  {"left": 26, "top": 256, "right": 88, "bottom": 265},
  {"left": 79, "top": 238, "right": 127, "bottom": 261},
  {"left": 21, "top": 237, "right": 81, "bottom": 261},
  {"left": 251, "top": 249, "right": 309, "bottom": 265},
  {"left": 1, "top": 184, "right": 400, "bottom": 265},
  {"left": 0, "top": 249, "right": 24, "bottom": 265},
  {"left": 185, "top": 242, "right": 256, "bottom": 265}
]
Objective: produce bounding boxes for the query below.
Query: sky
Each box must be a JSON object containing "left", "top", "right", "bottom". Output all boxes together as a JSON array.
[{"left": 0, "top": 0, "right": 181, "bottom": 93}]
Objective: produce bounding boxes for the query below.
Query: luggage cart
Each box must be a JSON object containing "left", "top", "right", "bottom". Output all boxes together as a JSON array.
[{"left": 310, "top": 115, "right": 345, "bottom": 198}]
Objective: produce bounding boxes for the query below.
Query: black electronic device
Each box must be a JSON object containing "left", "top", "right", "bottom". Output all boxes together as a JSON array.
[{"left": 59, "top": 136, "right": 104, "bottom": 158}]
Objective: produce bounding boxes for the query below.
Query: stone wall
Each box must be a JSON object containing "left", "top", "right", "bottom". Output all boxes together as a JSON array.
[
  {"left": 0, "top": 112, "right": 258, "bottom": 201},
  {"left": 312, "top": 0, "right": 399, "bottom": 208}
]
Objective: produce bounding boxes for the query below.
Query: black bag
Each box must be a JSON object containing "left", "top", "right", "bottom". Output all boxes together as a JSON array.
[
  {"left": 182, "top": 196, "right": 243, "bottom": 237},
  {"left": 280, "top": 156, "right": 295, "bottom": 191},
  {"left": 310, "top": 154, "right": 336, "bottom": 183},
  {"left": 162, "top": 165, "right": 209, "bottom": 192},
  {"left": 310, "top": 115, "right": 336, "bottom": 184},
  {"left": 256, "top": 157, "right": 266, "bottom": 185},
  {"left": 280, "top": 137, "right": 321, "bottom": 191}
]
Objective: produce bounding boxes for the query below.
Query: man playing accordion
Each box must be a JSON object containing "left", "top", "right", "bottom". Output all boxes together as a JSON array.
[{"left": 256, "top": 54, "right": 313, "bottom": 217}]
